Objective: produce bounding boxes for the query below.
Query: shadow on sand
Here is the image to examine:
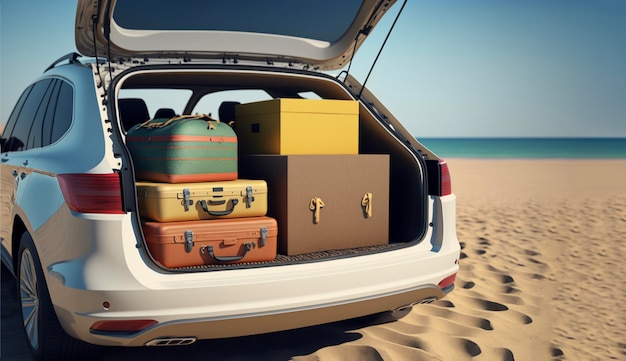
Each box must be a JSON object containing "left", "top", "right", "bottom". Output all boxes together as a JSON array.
[{"left": 2, "top": 265, "right": 405, "bottom": 361}]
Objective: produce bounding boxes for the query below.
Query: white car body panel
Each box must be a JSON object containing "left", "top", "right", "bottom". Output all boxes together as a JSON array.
[{"left": 43, "top": 196, "right": 457, "bottom": 346}]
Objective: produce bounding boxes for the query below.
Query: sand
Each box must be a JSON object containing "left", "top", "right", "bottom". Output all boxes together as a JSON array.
[
  {"left": 295, "top": 159, "right": 626, "bottom": 361},
  {"left": 3, "top": 159, "right": 625, "bottom": 360}
]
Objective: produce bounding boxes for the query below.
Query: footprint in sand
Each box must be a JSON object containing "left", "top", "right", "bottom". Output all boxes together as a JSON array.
[
  {"left": 459, "top": 292, "right": 534, "bottom": 324},
  {"left": 365, "top": 327, "right": 485, "bottom": 360},
  {"left": 551, "top": 346, "right": 565, "bottom": 359},
  {"left": 458, "top": 338, "right": 482, "bottom": 357},
  {"left": 311, "top": 345, "right": 385, "bottom": 361},
  {"left": 500, "top": 309, "right": 533, "bottom": 325},
  {"left": 496, "top": 293, "right": 525, "bottom": 305},
  {"left": 474, "top": 299, "right": 509, "bottom": 312},
  {"left": 437, "top": 299, "right": 455, "bottom": 308},
  {"left": 501, "top": 284, "right": 520, "bottom": 294},
  {"left": 487, "top": 264, "right": 506, "bottom": 274},
  {"left": 426, "top": 303, "right": 495, "bottom": 331},
  {"left": 498, "top": 281, "right": 521, "bottom": 295},
  {"left": 481, "top": 273, "right": 521, "bottom": 295},
  {"left": 494, "top": 347, "right": 515, "bottom": 361},
  {"left": 363, "top": 326, "right": 429, "bottom": 351},
  {"left": 477, "top": 237, "right": 491, "bottom": 246},
  {"left": 458, "top": 291, "right": 510, "bottom": 312},
  {"left": 400, "top": 310, "right": 490, "bottom": 337}
]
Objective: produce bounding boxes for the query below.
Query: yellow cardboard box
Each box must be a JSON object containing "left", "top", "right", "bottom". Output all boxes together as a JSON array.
[{"left": 235, "top": 98, "right": 359, "bottom": 155}]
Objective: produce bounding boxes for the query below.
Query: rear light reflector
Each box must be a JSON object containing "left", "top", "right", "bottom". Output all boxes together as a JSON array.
[
  {"left": 438, "top": 273, "right": 457, "bottom": 290},
  {"left": 90, "top": 319, "right": 158, "bottom": 333},
  {"left": 57, "top": 173, "right": 124, "bottom": 214}
]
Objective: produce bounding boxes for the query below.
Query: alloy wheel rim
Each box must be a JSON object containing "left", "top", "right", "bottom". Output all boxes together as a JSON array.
[{"left": 19, "top": 249, "right": 39, "bottom": 350}]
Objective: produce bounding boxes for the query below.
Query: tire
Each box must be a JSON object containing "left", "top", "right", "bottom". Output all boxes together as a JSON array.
[{"left": 17, "top": 232, "right": 93, "bottom": 360}]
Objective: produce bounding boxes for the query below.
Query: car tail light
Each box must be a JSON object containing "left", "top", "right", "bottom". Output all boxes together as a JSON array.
[
  {"left": 426, "top": 159, "right": 452, "bottom": 196},
  {"left": 439, "top": 160, "right": 451, "bottom": 196},
  {"left": 90, "top": 319, "right": 158, "bottom": 333},
  {"left": 57, "top": 173, "right": 124, "bottom": 214}
]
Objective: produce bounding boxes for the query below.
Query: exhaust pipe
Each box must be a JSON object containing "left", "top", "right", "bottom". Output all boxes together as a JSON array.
[
  {"left": 392, "top": 297, "right": 438, "bottom": 313},
  {"left": 145, "top": 337, "right": 197, "bottom": 346}
]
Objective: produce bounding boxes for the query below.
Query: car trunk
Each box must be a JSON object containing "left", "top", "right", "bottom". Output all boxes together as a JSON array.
[{"left": 112, "top": 65, "right": 429, "bottom": 270}]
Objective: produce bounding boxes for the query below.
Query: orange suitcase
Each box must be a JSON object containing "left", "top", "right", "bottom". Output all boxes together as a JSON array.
[{"left": 142, "top": 217, "right": 277, "bottom": 268}]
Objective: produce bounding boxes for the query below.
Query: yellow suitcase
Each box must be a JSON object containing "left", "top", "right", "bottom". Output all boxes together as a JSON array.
[{"left": 136, "top": 179, "right": 267, "bottom": 222}]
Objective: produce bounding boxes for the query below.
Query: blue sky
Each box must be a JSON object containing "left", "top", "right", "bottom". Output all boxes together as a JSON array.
[{"left": 1, "top": 0, "right": 625, "bottom": 138}]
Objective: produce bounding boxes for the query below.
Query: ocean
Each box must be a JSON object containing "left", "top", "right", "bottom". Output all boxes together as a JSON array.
[{"left": 416, "top": 138, "right": 626, "bottom": 159}]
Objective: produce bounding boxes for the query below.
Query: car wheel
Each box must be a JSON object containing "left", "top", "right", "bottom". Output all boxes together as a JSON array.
[{"left": 17, "top": 232, "right": 92, "bottom": 360}]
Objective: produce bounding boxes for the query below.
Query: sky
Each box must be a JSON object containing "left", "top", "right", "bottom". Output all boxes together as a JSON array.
[{"left": 1, "top": 0, "right": 625, "bottom": 138}]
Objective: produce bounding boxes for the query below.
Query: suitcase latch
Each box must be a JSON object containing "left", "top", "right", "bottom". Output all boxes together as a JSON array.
[
  {"left": 259, "top": 227, "right": 268, "bottom": 247},
  {"left": 183, "top": 188, "right": 193, "bottom": 212},
  {"left": 184, "top": 230, "right": 194, "bottom": 253},
  {"left": 361, "top": 192, "right": 373, "bottom": 218},
  {"left": 245, "top": 186, "right": 255, "bottom": 208}
]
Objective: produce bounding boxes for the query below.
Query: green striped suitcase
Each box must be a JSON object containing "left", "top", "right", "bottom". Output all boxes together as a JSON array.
[{"left": 127, "top": 115, "right": 237, "bottom": 183}]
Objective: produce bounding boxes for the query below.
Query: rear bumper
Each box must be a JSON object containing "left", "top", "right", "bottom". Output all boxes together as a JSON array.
[
  {"left": 43, "top": 195, "right": 460, "bottom": 347},
  {"left": 89, "top": 285, "right": 444, "bottom": 346}
]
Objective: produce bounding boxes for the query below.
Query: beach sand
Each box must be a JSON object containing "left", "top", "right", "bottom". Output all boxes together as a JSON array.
[
  {"left": 2, "top": 159, "right": 625, "bottom": 360},
  {"left": 293, "top": 159, "right": 626, "bottom": 361}
]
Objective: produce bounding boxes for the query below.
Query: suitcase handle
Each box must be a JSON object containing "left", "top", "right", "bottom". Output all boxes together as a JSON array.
[
  {"left": 201, "top": 242, "right": 253, "bottom": 263},
  {"left": 198, "top": 199, "right": 239, "bottom": 216},
  {"left": 137, "top": 113, "right": 219, "bottom": 129}
]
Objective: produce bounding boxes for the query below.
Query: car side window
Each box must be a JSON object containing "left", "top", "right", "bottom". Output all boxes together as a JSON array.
[
  {"left": 41, "top": 80, "right": 62, "bottom": 147},
  {"left": 27, "top": 79, "right": 58, "bottom": 149},
  {"left": 49, "top": 81, "right": 74, "bottom": 144},
  {"left": 3, "top": 79, "right": 54, "bottom": 152},
  {"left": 1, "top": 85, "right": 33, "bottom": 152}
]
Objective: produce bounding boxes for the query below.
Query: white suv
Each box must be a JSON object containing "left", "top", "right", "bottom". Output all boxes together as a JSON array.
[{"left": 0, "top": 1, "right": 460, "bottom": 360}]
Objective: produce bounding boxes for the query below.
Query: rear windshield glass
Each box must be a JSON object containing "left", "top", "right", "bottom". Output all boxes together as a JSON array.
[{"left": 112, "top": 0, "right": 364, "bottom": 43}]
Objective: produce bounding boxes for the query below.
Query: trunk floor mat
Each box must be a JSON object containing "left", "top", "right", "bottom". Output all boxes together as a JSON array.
[{"left": 170, "top": 242, "right": 407, "bottom": 271}]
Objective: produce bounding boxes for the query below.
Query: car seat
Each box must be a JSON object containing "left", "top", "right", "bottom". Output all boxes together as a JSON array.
[
  {"left": 218, "top": 101, "right": 241, "bottom": 128},
  {"left": 154, "top": 108, "right": 177, "bottom": 119},
  {"left": 119, "top": 98, "right": 150, "bottom": 131}
]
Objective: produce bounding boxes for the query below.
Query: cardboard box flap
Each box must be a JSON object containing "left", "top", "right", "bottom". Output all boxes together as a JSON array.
[{"left": 236, "top": 98, "right": 359, "bottom": 116}]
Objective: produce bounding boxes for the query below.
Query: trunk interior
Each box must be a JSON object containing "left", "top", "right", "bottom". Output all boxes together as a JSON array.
[{"left": 114, "top": 65, "right": 428, "bottom": 270}]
